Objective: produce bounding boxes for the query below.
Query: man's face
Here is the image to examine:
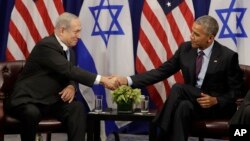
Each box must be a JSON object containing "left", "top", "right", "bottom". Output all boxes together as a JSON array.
[
  {"left": 61, "top": 19, "right": 81, "bottom": 47},
  {"left": 190, "top": 22, "right": 213, "bottom": 50}
]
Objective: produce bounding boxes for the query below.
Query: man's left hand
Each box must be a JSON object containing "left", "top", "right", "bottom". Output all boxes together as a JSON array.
[
  {"left": 196, "top": 93, "right": 218, "bottom": 108},
  {"left": 59, "top": 85, "right": 76, "bottom": 103}
]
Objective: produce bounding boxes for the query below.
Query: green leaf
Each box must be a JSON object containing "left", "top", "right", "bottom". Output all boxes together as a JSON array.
[{"left": 111, "top": 85, "right": 142, "bottom": 104}]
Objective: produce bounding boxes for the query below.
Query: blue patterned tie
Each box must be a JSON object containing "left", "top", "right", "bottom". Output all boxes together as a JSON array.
[
  {"left": 65, "top": 49, "right": 70, "bottom": 61},
  {"left": 196, "top": 51, "right": 204, "bottom": 79}
]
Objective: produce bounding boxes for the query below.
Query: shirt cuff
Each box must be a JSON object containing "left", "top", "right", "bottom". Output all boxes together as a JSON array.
[
  {"left": 127, "top": 76, "right": 133, "bottom": 86},
  {"left": 94, "top": 75, "right": 101, "bottom": 84}
]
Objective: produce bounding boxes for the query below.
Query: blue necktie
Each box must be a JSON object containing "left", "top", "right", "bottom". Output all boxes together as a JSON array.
[
  {"left": 65, "top": 49, "right": 70, "bottom": 61},
  {"left": 196, "top": 51, "right": 204, "bottom": 79}
]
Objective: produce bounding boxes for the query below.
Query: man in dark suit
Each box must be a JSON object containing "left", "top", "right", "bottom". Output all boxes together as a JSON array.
[
  {"left": 5, "top": 12, "right": 118, "bottom": 141},
  {"left": 230, "top": 89, "right": 250, "bottom": 125},
  {"left": 114, "top": 15, "right": 243, "bottom": 141}
]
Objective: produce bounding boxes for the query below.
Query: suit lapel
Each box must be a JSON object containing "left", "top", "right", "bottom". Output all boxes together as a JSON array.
[
  {"left": 59, "top": 49, "right": 67, "bottom": 59},
  {"left": 189, "top": 49, "right": 198, "bottom": 85},
  {"left": 202, "top": 42, "right": 221, "bottom": 87},
  {"left": 51, "top": 34, "right": 68, "bottom": 59}
]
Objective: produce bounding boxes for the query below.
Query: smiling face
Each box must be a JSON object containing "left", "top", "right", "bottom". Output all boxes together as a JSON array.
[
  {"left": 59, "top": 19, "right": 81, "bottom": 47},
  {"left": 190, "top": 22, "right": 214, "bottom": 50}
]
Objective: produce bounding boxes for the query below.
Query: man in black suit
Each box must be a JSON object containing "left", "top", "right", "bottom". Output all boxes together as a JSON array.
[
  {"left": 115, "top": 15, "right": 243, "bottom": 141},
  {"left": 230, "top": 89, "right": 250, "bottom": 125},
  {"left": 5, "top": 12, "right": 118, "bottom": 141}
]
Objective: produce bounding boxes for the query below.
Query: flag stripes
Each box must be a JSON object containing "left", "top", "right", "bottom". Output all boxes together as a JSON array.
[
  {"left": 136, "top": 0, "right": 194, "bottom": 109},
  {"left": 34, "top": 0, "right": 54, "bottom": 34},
  {"left": 6, "top": 0, "right": 64, "bottom": 61}
]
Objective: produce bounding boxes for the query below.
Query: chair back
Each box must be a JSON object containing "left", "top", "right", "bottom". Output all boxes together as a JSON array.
[
  {"left": 0, "top": 60, "right": 25, "bottom": 99},
  {"left": 240, "top": 64, "right": 250, "bottom": 97}
]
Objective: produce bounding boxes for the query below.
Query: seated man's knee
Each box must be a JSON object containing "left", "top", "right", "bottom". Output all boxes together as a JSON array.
[
  {"left": 169, "top": 83, "right": 183, "bottom": 95},
  {"left": 69, "top": 101, "right": 86, "bottom": 117},
  {"left": 22, "top": 104, "right": 41, "bottom": 122},
  {"left": 176, "top": 100, "right": 194, "bottom": 116},
  {"left": 71, "top": 101, "right": 85, "bottom": 111},
  {"left": 171, "top": 83, "right": 183, "bottom": 90},
  {"left": 178, "top": 101, "right": 193, "bottom": 110}
]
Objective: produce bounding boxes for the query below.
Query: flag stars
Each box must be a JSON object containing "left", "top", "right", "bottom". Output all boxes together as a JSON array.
[
  {"left": 89, "top": 0, "right": 124, "bottom": 46},
  {"left": 166, "top": 1, "right": 171, "bottom": 7},
  {"left": 215, "top": 0, "right": 247, "bottom": 45}
]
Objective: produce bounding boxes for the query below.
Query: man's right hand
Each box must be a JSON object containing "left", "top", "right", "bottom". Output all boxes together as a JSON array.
[
  {"left": 100, "top": 76, "right": 119, "bottom": 90},
  {"left": 112, "top": 75, "right": 128, "bottom": 86}
]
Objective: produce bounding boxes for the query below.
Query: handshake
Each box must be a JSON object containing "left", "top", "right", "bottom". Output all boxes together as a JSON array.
[{"left": 100, "top": 76, "right": 128, "bottom": 90}]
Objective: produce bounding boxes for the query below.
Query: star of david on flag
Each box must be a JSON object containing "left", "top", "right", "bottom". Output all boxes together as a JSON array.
[
  {"left": 89, "top": 0, "right": 124, "bottom": 46},
  {"left": 76, "top": 0, "right": 134, "bottom": 140},
  {"left": 209, "top": 0, "right": 250, "bottom": 65}
]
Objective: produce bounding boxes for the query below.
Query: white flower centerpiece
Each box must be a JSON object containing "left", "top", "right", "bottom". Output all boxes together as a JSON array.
[{"left": 111, "top": 85, "right": 141, "bottom": 113}]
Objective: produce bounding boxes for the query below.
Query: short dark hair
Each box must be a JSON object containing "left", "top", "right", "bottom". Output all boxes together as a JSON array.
[{"left": 195, "top": 15, "right": 219, "bottom": 36}]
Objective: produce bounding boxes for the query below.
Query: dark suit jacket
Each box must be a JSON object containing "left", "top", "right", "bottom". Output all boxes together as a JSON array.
[
  {"left": 230, "top": 89, "right": 250, "bottom": 125},
  {"left": 8, "top": 34, "right": 97, "bottom": 108},
  {"left": 131, "top": 41, "right": 243, "bottom": 110}
]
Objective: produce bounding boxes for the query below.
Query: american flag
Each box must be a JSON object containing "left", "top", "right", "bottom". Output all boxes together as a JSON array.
[
  {"left": 136, "top": 0, "right": 194, "bottom": 109},
  {"left": 6, "top": 0, "right": 64, "bottom": 61}
]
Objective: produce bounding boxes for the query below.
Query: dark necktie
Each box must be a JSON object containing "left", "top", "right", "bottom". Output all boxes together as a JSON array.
[{"left": 196, "top": 51, "right": 204, "bottom": 79}]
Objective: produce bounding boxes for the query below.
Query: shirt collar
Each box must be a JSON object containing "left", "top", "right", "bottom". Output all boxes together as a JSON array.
[
  {"left": 55, "top": 34, "right": 69, "bottom": 51},
  {"left": 197, "top": 41, "right": 214, "bottom": 57}
]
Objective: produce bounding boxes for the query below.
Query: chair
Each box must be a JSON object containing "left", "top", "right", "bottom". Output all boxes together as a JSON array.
[
  {"left": 0, "top": 60, "right": 65, "bottom": 141},
  {"left": 189, "top": 64, "right": 250, "bottom": 141}
]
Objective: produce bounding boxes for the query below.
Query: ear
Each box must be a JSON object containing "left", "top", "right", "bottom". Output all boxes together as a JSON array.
[
  {"left": 207, "top": 35, "right": 214, "bottom": 43},
  {"left": 59, "top": 26, "right": 66, "bottom": 34}
]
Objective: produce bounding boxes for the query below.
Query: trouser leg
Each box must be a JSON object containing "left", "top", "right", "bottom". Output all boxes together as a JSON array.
[
  {"left": 171, "top": 100, "right": 194, "bottom": 141},
  {"left": 154, "top": 84, "right": 200, "bottom": 133},
  {"left": 8, "top": 104, "right": 41, "bottom": 141},
  {"left": 52, "top": 101, "right": 87, "bottom": 141}
]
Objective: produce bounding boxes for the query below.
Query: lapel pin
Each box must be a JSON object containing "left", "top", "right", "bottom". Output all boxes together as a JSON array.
[{"left": 214, "top": 60, "right": 218, "bottom": 63}]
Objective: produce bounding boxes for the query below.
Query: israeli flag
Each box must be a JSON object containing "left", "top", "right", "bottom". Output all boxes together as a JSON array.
[
  {"left": 209, "top": 0, "right": 250, "bottom": 65},
  {"left": 76, "top": 0, "right": 134, "bottom": 139}
]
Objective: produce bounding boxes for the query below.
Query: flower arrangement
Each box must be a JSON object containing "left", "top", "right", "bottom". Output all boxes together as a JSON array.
[{"left": 111, "top": 85, "right": 142, "bottom": 105}]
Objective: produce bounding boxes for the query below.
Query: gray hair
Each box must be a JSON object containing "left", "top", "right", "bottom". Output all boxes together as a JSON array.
[
  {"left": 195, "top": 15, "right": 219, "bottom": 36},
  {"left": 55, "top": 12, "right": 78, "bottom": 30}
]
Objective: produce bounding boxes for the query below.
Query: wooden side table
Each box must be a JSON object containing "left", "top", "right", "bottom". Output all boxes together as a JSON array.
[{"left": 87, "top": 109, "right": 157, "bottom": 141}]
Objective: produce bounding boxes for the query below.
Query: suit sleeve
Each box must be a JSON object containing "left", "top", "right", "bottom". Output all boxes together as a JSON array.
[
  {"left": 68, "top": 49, "right": 77, "bottom": 90},
  {"left": 216, "top": 53, "right": 243, "bottom": 109},
  {"left": 31, "top": 43, "right": 97, "bottom": 87},
  {"left": 130, "top": 45, "right": 182, "bottom": 88}
]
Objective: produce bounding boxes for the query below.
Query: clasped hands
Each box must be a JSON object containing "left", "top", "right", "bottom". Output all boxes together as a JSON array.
[{"left": 100, "top": 75, "right": 128, "bottom": 90}]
